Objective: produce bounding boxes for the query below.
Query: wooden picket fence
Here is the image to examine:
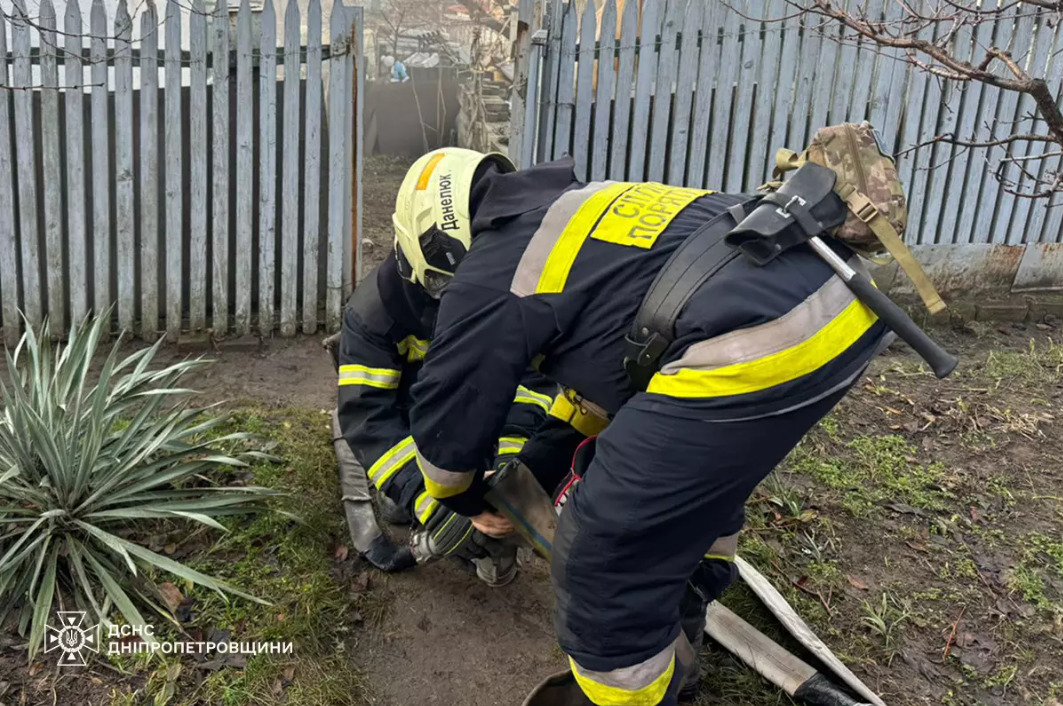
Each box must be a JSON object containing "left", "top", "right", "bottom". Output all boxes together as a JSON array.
[
  {"left": 523, "top": 0, "right": 1063, "bottom": 249},
  {"left": 0, "top": 0, "right": 364, "bottom": 345}
]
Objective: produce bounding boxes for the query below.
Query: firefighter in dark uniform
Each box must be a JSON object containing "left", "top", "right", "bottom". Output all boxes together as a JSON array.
[
  {"left": 394, "top": 148, "right": 894, "bottom": 704},
  {"left": 336, "top": 148, "right": 558, "bottom": 585}
]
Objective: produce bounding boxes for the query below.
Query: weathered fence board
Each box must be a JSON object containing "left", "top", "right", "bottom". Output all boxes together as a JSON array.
[
  {"left": 235, "top": 0, "right": 254, "bottom": 335},
  {"left": 538, "top": 0, "right": 565, "bottom": 164},
  {"left": 647, "top": 0, "right": 678, "bottom": 183},
  {"left": 626, "top": 0, "right": 658, "bottom": 181},
  {"left": 609, "top": 0, "right": 638, "bottom": 180},
  {"left": 552, "top": 0, "right": 578, "bottom": 162},
  {"left": 115, "top": 0, "right": 135, "bottom": 331},
  {"left": 189, "top": 0, "right": 208, "bottom": 331},
  {"left": 705, "top": 3, "right": 739, "bottom": 189},
  {"left": 164, "top": 0, "right": 183, "bottom": 337},
  {"left": 90, "top": 0, "right": 110, "bottom": 323},
  {"left": 571, "top": 0, "right": 597, "bottom": 180},
  {"left": 259, "top": 0, "right": 278, "bottom": 335},
  {"left": 590, "top": 0, "right": 616, "bottom": 182},
  {"left": 12, "top": 0, "right": 41, "bottom": 327},
  {"left": 64, "top": 0, "right": 88, "bottom": 328},
  {"left": 687, "top": 1, "right": 719, "bottom": 189},
  {"left": 327, "top": 2, "right": 352, "bottom": 331},
  {"left": 213, "top": 0, "right": 231, "bottom": 333},
  {"left": 748, "top": 0, "right": 783, "bottom": 186},
  {"left": 303, "top": 0, "right": 323, "bottom": 334},
  {"left": 281, "top": 0, "right": 301, "bottom": 337},
  {"left": 727, "top": 1, "right": 760, "bottom": 192},
  {"left": 40, "top": 0, "right": 65, "bottom": 336},
  {"left": 667, "top": 0, "right": 700, "bottom": 186},
  {"left": 1028, "top": 26, "right": 1063, "bottom": 244},
  {"left": 0, "top": 11, "right": 17, "bottom": 345},
  {"left": 140, "top": 0, "right": 160, "bottom": 339}
]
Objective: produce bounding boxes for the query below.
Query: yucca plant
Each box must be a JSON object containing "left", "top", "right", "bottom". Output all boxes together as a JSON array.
[{"left": 0, "top": 314, "right": 277, "bottom": 659}]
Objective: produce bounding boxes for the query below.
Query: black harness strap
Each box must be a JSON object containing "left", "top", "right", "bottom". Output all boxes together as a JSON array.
[{"left": 623, "top": 199, "right": 760, "bottom": 392}]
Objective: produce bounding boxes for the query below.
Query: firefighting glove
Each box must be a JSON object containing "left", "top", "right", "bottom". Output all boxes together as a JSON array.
[{"left": 410, "top": 505, "right": 513, "bottom": 565}]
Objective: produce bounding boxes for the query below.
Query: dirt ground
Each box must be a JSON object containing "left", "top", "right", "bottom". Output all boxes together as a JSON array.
[{"left": 2, "top": 157, "right": 1061, "bottom": 706}]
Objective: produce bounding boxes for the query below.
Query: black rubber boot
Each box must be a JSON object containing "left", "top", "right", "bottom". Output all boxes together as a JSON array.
[{"left": 362, "top": 533, "right": 416, "bottom": 573}]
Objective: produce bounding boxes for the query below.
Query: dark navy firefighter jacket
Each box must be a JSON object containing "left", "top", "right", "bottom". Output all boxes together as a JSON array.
[{"left": 409, "top": 158, "right": 891, "bottom": 516}]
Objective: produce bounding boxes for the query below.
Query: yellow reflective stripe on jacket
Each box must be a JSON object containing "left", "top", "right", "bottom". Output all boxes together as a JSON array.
[
  {"left": 496, "top": 436, "right": 527, "bottom": 456},
  {"left": 704, "top": 532, "right": 739, "bottom": 563},
  {"left": 513, "top": 386, "right": 553, "bottom": 412},
  {"left": 569, "top": 647, "right": 676, "bottom": 706},
  {"left": 647, "top": 275, "right": 878, "bottom": 399},
  {"left": 397, "top": 335, "right": 430, "bottom": 362},
  {"left": 549, "top": 392, "right": 610, "bottom": 437},
  {"left": 538, "top": 182, "right": 633, "bottom": 294},
  {"left": 366, "top": 436, "right": 417, "bottom": 489},
  {"left": 416, "top": 448, "right": 474, "bottom": 499},
  {"left": 414, "top": 490, "right": 439, "bottom": 524},
  {"left": 338, "top": 364, "right": 401, "bottom": 390}
]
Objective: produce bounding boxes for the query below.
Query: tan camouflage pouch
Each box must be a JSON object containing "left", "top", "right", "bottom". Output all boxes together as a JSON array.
[{"left": 771, "top": 122, "right": 945, "bottom": 315}]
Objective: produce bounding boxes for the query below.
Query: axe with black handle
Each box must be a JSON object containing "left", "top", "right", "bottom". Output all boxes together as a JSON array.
[{"left": 486, "top": 463, "right": 885, "bottom": 706}]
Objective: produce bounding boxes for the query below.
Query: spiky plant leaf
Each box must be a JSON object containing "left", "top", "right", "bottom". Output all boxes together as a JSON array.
[{"left": 0, "top": 314, "right": 278, "bottom": 659}]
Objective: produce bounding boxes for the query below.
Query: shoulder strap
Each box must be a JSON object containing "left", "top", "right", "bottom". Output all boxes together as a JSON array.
[{"left": 623, "top": 199, "right": 760, "bottom": 391}]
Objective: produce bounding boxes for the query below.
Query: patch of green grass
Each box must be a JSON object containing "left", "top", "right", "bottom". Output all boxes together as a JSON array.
[
  {"left": 860, "top": 591, "right": 912, "bottom": 655},
  {"left": 1007, "top": 564, "right": 1049, "bottom": 608},
  {"left": 108, "top": 408, "right": 371, "bottom": 706},
  {"left": 788, "top": 434, "right": 951, "bottom": 517},
  {"left": 984, "top": 338, "right": 1063, "bottom": 386}
]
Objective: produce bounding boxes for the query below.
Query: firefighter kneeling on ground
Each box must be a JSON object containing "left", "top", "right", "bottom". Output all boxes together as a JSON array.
[
  {"left": 331, "top": 148, "right": 570, "bottom": 587},
  {"left": 395, "top": 125, "right": 945, "bottom": 704}
]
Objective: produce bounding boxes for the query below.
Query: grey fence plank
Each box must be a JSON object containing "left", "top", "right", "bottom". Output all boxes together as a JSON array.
[
  {"left": 972, "top": 8, "right": 1028, "bottom": 243},
  {"left": 957, "top": 11, "right": 1010, "bottom": 244},
  {"left": 90, "top": 0, "right": 110, "bottom": 323},
  {"left": 869, "top": 0, "right": 906, "bottom": 149},
  {"left": 770, "top": 9, "right": 801, "bottom": 152},
  {"left": 0, "top": 12, "right": 17, "bottom": 345},
  {"left": 327, "top": 3, "right": 351, "bottom": 331},
  {"left": 747, "top": 0, "right": 784, "bottom": 186},
  {"left": 940, "top": 17, "right": 990, "bottom": 244},
  {"left": 827, "top": 0, "right": 856, "bottom": 125},
  {"left": 12, "top": 0, "right": 41, "bottom": 327},
  {"left": 40, "top": 0, "right": 64, "bottom": 334},
  {"left": 846, "top": 1, "right": 875, "bottom": 123},
  {"left": 906, "top": 12, "right": 947, "bottom": 245},
  {"left": 114, "top": 0, "right": 135, "bottom": 332},
  {"left": 188, "top": 0, "right": 208, "bottom": 331},
  {"left": 591, "top": 0, "right": 617, "bottom": 181},
  {"left": 688, "top": 1, "right": 720, "bottom": 189},
  {"left": 627, "top": 0, "right": 660, "bottom": 181},
  {"left": 808, "top": 6, "right": 841, "bottom": 142},
  {"left": 727, "top": 2, "right": 760, "bottom": 192},
  {"left": 705, "top": 2, "right": 739, "bottom": 189},
  {"left": 552, "top": 0, "right": 578, "bottom": 161},
  {"left": 610, "top": 0, "right": 639, "bottom": 180},
  {"left": 920, "top": 18, "right": 972, "bottom": 244},
  {"left": 667, "top": 0, "right": 701, "bottom": 185},
  {"left": 538, "top": 0, "right": 564, "bottom": 163},
  {"left": 647, "top": 0, "right": 679, "bottom": 183},
  {"left": 303, "top": 0, "right": 322, "bottom": 333},
  {"left": 213, "top": 0, "right": 231, "bottom": 333},
  {"left": 571, "top": 0, "right": 598, "bottom": 180},
  {"left": 64, "top": 0, "right": 87, "bottom": 328},
  {"left": 259, "top": 0, "right": 277, "bottom": 335},
  {"left": 895, "top": 2, "right": 931, "bottom": 234},
  {"left": 790, "top": 10, "right": 824, "bottom": 151},
  {"left": 1006, "top": 14, "right": 1055, "bottom": 245},
  {"left": 235, "top": 0, "right": 253, "bottom": 334},
  {"left": 1029, "top": 29, "right": 1063, "bottom": 243},
  {"left": 165, "top": 0, "right": 183, "bottom": 336},
  {"left": 280, "top": 0, "right": 301, "bottom": 337},
  {"left": 352, "top": 6, "right": 364, "bottom": 291},
  {"left": 140, "top": 0, "right": 160, "bottom": 340}
]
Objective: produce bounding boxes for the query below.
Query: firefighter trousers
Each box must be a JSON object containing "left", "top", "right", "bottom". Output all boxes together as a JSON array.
[{"left": 551, "top": 388, "right": 847, "bottom": 706}]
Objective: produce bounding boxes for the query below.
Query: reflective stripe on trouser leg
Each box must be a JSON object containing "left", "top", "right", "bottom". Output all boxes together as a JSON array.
[{"left": 569, "top": 633, "right": 685, "bottom": 706}]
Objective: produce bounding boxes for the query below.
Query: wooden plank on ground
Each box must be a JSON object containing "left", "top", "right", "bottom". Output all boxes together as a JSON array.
[
  {"left": 140, "top": 0, "right": 160, "bottom": 339},
  {"left": 571, "top": 0, "right": 598, "bottom": 181},
  {"left": 553, "top": 0, "right": 578, "bottom": 161},
  {"left": 235, "top": 0, "right": 253, "bottom": 334},
  {"left": 40, "top": 0, "right": 65, "bottom": 334},
  {"left": 12, "top": 0, "right": 41, "bottom": 327},
  {"left": 280, "top": 0, "right": 301, "bottom": 337},
  {"left": 259, "top": 0, "right": 277, "bottom": 335},
  {"left": 0, "top": 11, "right": 18, "bottom": 345},
  {"left": 610, "top": 0, "right": 639, "bottom": 180},
  {"left": 303, "top": 0, "right": 323, "bottom": 333},
  {"left": 213, "top": 0, "right": 231, "bottom": 333},
  {"left": 114, "top": 0, "right": 135, "bottom": 332},
  {"left": 165, "top": 0, "right": 183, "bottom": 336},
  {"left": 591, "top": 0, "right": 617, "bottom": 181},
  {"left": 64, "top": 0, "right": 87, "bottom": 328}
]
